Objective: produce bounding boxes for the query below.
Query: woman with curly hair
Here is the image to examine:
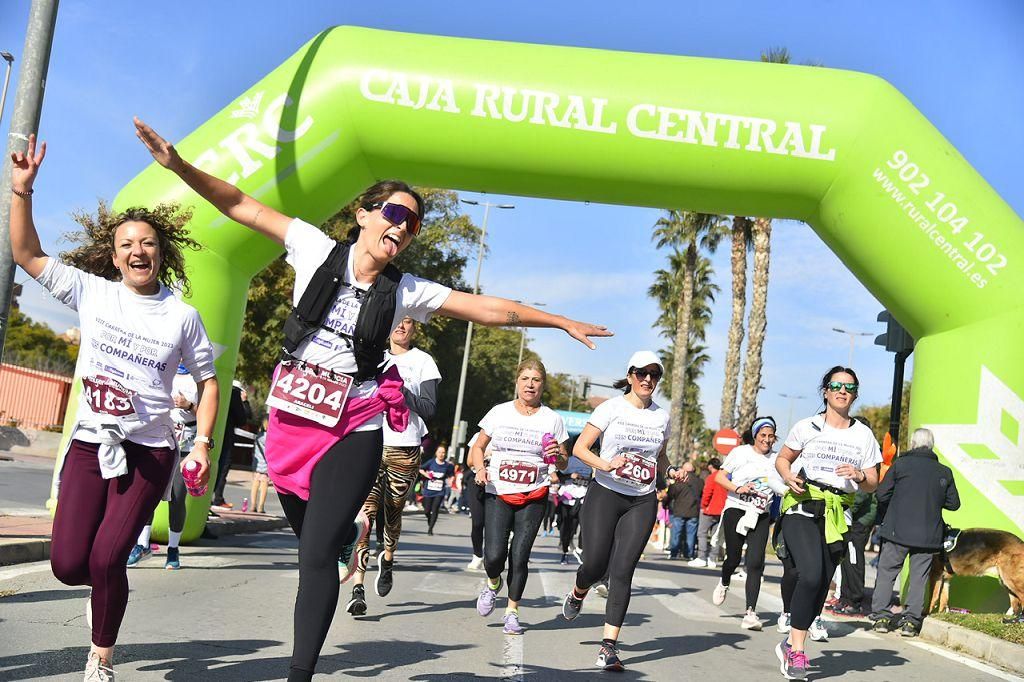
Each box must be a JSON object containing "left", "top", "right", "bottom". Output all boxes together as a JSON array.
[{"left": 9, "top": 135, "right": 220, "bottom": 682}]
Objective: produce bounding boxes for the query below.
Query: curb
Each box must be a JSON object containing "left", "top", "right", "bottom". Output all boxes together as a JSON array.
[
  {"left": 920, "top": 617, "right": 1024, "bottom": 676},
  {"left": 0, "top": 538, "right": 50, "bottom": 566},
  {"left": 203, "top": 513, "right": 290, "bottom": 538}
]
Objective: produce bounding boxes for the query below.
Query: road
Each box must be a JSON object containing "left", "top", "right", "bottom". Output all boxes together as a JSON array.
[
  {"left": 0, "top": 454, "right": 54, "bottom": 515},
  {"left": 0, "top": 510, "right": 1018, "bottom": 681}
]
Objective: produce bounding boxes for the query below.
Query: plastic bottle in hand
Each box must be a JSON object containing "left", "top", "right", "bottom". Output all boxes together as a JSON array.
[
  {"left": 182, "top": 460, "right": 207, "bottom": 497},
  {"left": 241, "top": 497, "right": 249, "bottom": 513},
  {"left": 541, "top": 433, "right": 558, "bottom": 464}
]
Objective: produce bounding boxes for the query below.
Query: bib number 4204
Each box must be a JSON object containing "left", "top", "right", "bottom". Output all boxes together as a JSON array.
[{"left": 266, "top": 363, "right": 352, "bottom": 427}]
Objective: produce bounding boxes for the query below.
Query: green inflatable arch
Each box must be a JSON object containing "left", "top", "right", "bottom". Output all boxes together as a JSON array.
[{"left": 51, "top": 27, "right": 1023, "bottom": 605}]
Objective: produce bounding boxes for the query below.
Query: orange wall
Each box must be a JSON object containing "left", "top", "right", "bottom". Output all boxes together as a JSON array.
[{"left": 0, "top": 363, "right": 72, "bottom": 430}]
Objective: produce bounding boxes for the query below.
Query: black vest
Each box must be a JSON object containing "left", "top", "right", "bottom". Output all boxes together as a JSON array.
[{"left": 281, "top": 240, "right": 401, "bottom": 382}]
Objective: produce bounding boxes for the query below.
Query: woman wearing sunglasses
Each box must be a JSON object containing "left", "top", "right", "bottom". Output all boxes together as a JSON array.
[
  {"left": 773, "top": 366, "right": 881, "bottom": 680},
  {"left": 560, "top": 351, "right": 671, "bottom": 671},
  {"left": 134, "top": 119, "right": 611, "bottom": 682}
]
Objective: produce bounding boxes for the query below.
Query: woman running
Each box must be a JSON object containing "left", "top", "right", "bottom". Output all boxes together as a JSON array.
[
  {"left": 774, "top": 366, "right": 881, "bottom": 680},
  {"left": 560, "top": 351, "right": 671, "bottom": 671},
  {"left": 420, "top": 444, "right": 455, "bottom": 535},
  {"left": 556, "top": 461, "right": 591, "bottom": 564},
  {"left": 10, "top": 135, "right": 219, "bottom": 681},
  {"left": 470, "top": 359, "right": 569, "bottom": 635},
  {"left": 135, "top": 119, "right": 609, "bottom": 681},
  {"left": 346, "top": 316, "right": 441, "bottom": 617},
  {"left": 463, "top": 432, "right": 487, "bottom": 570},
  {"left": 711, "top": 417, "right": 789, "bottom": 630}
]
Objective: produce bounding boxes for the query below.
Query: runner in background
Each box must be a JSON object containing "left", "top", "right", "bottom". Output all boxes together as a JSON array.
[
  {"left": 556, "top": 457, "right": 591, "bottom": 564},
  {"left": 250, "top": 417, "right": 270, "bottom": 513},
  {"left": 463, "top": 432, "right": 487, "bottom": 570},
  {"left": 471, "top": 359, "right": 569, "bottom": 635},
  {"left": 420, "top": 445, "right": 455, "bottom": 535},
  {"left": 560, "top": 351, "right": 671, "bottom": 671}
]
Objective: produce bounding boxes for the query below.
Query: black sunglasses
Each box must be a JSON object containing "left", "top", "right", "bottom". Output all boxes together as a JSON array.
[
  {"left": 631, "top": 367, "right": 663, "bottom": 381},
  {"left": 371, "top": 201, "right": 422, "bottom": 236}
]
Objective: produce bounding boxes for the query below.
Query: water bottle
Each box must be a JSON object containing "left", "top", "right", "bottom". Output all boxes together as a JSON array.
[
  {"left": 541, "top": 433, "right": 558, "bottom": 464},
  {"left": 241, "top": 497, "right": 249, "bottom": 513},
  {"left": 182, "top": 459, "right": 207, "bottom": 497}
]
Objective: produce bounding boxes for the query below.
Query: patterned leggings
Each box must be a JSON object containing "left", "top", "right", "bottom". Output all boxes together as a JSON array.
[{"left": 356, "top": 445, "right": 421, "bottom": 572}]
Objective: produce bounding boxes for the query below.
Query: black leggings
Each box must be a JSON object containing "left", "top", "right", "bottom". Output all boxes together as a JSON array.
[
  {"left": 483, "top": 493, "right": 546, "bottom": 602},
  {"left": 558, "top": 501, "right": 583, "bottom": 553},
  {"left": 277, "top": 430, "right": 383, "bottom": 682},
  {"left": 465, "top": 475, "right": 485, "bottom": 557},
  {"left": 423, "top": 495, "right": 444, "bottom": 531},
  {"left": 720, "top": 507, "right": 771, "bottom": 610},
  {"left": 781, "top": 513, "right": 844, "bottom": 631},
  {"left": 576, "top": 484, "right": 658, "bottom": 628},
  {"left": 542, "top": 497, "right": 557, "bottom": 531}
]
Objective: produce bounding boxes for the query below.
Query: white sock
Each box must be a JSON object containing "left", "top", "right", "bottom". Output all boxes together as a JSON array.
[
  {"left": 137, "top": 525, "right": 152, "bottom": 548},
  {"left": 168, "top": 530, "right": 182, "bottom": 549}
]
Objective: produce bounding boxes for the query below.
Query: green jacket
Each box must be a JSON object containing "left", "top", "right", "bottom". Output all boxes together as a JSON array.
[
  {"left": 850, "top": 491, "right": 877, "bottom": 528},
  {"left": 781, "top": 484, "right": 855, "bottom": 544}
]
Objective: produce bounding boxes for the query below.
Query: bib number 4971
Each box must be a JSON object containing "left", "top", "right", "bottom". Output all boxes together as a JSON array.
[{"left": 266, "top": 363, "right": 352, "bottom": 427}]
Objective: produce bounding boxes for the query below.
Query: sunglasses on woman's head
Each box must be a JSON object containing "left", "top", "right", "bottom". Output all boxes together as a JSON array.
[
  {"left": 632, "top": 368, "right": 663, "bottom": 381},
  {"left": 827, "top": 381, "right": 858, "bottom": 393},
  {"left": 371, "top": 201, "right": 422, "bottom": 236}
]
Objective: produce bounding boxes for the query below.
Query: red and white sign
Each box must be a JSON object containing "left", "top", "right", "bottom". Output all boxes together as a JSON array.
[
  {"left": 267, "top": 362, "right": 352, "bottom": 427},
  {"left": 713, "top": 428, "right": 742, "bottom": 455}
]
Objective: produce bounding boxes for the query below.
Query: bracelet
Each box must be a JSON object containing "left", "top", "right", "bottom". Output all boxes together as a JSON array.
[{"left": 12, "top": 188, "right": 33, "bottom": 198}]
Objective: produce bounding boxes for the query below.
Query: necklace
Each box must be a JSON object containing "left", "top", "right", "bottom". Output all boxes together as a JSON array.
[{"left": 516, "top": 399, "right": 540, "bottom": 416}]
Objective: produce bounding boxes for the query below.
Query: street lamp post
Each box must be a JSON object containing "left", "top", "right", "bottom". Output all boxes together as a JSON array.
[
  {"left": 450, "top": 199, "right": 515, "bottom": 460},
  {"left": 0, "top": 52, "right": 14, "bottom": 131},
  {"left": 778, "top": 392, "right": 807, "bottom": 436},
  {"left": 513, "top": 300, "right": 545, "bottom": 397},
  {"left": 832, "top": 327, "right": 873, "bottom": 367}
]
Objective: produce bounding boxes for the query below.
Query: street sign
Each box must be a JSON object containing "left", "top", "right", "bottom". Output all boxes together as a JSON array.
[{"left": 713, "top": 428, "right": 741, "bottom": 455}]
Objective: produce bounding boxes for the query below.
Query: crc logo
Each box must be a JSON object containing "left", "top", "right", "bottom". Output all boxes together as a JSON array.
[{"left": 192, "top": 91, "right": 314, "bottom": 186}]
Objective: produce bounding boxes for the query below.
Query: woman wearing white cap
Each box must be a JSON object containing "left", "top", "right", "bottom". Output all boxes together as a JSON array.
[{"left": 560, "top": 351, "right": 672, "bottom": 671}]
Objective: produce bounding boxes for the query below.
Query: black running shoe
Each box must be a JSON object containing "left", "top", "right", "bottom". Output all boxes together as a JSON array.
[
  {"left": 562, "top": 589, "right": 585, "bottom": 621},
  {"left": 346, "top": 584, "right": 367, "bottom": 616},
  {"left": 375, "top": 558, "right": 394, "bottom": 598},
  {"left": 596, "top": 643, "right": 624, "bottom": 671}
]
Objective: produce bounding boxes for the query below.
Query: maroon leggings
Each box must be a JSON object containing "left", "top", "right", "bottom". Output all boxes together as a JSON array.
[{"left": 50, "top": 439, "right": 176, "bottom": 647}]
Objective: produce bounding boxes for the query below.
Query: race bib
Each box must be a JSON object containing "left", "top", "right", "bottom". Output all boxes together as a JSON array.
[
  {"left": 266, "top": 362, "right": 352, "bottom": 427},
  {"left": 498, "top": 460, "right": 539, "bottom": 486},
  {"left": 612, "top": 450, "right": 656, "bottom": 487},
  {"left": 82, "top": 375, "right": 137, "bottom": 418},
  {"left": 426, "top": 479, "right": 444, "bottom": 492},
  {"left": 739, "top": 479, "right": 773, "bottom": 512}
]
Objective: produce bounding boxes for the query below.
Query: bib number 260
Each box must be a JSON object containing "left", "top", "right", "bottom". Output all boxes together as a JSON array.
[{"left": 266, "top": 363, "right": 352, "bottom": 427}]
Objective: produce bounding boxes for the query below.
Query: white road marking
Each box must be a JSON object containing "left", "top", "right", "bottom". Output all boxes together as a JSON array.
[
  {"left": 906, "top": 640, "right": 1023, "bottom": 681},
  {"left": 634, "top": 575, "right": 730, "bottom": 624}
]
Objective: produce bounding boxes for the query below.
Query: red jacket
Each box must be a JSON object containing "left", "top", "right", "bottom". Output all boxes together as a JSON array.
[{"left": 701, "top": 471, "right": 728, "bottom": 516}]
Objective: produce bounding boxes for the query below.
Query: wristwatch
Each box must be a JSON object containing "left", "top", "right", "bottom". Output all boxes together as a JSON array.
[{"left": 194, "top": 435, "right": 215, "bottom": 449}]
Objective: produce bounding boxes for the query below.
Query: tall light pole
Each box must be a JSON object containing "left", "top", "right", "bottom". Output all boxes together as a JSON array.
[
  {"left": 779, "top": 392, "right": 807, "bottom": 437},
  {"left": 513, "top": 300, "right": 545, "bottom": 397},
  {"left": 450, "top": 198, "right": 515, "bottom": 460},
  {"left": 0, "top": 52, "right": 14, "bottom": 130},
  {"left": 832, "top": 327, "right": 872, "bottom": 367}
]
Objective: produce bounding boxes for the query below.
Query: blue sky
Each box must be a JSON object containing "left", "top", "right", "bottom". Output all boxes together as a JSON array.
[{"left": 2, "top": 1, "right": 1021, "bottom": 438}]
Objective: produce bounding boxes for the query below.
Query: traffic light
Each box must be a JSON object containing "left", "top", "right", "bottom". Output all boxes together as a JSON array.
[
  {"left": 875, "top": 310, "right": 914, "bottom": 354},
  {"left": 582, "top": 379, "right": 591, "bottom": 399}
]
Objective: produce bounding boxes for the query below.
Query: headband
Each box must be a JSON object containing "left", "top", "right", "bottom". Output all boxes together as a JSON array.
[{"left": 751, "top": 418, "right": 776, "bottom": 438}]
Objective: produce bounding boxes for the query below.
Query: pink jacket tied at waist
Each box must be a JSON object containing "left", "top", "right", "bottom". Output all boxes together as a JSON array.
[{"left": 265, "top": 364, "right": 409, "bottom": 500}]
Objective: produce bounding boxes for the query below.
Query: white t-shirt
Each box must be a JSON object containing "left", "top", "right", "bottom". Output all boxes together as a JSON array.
[
  {"left": 783, "top": 414, "right": 882, "bottom": 494},
  {"left": 284, "top": 219, "right": 452, "bottom": 428},
  {"left": 721, "top": 444, "right": 778, "bottom": 514},
  {"left": 382, "top": 347, "right": 441, "bottom": 446},
  {"left": 36, "top": 259, "right": 216, "bottom": 448},
  {"left": 480, "top": 402, "right": 568, "bottom": 497},
  {"left": 171, "top": 372, "right": 199, "bottom": 425},
  {"left": 589, "top": 395, "right": 670, "bottom": 497}
]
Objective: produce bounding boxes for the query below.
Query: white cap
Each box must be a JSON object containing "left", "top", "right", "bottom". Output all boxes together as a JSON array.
[{"left": 626, "top": 350, "right": 664, "bottom": 375}]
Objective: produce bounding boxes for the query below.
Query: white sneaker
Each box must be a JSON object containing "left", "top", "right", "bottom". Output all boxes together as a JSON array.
[
  {"left": 741, "top": 609, "right": 763, "bottom": 631},
  {"left": 809, "top": 616, "right": 829, "bottom": 641},
  {"left": 595, "top": 582, "right": 609, "bottom": 598},
  {"left": 687, "top": 557, "right": 708, "bottom": 568},
  {"left": 84, "top": 651, "right": 114, "bottom": 681},
  {"left": 572, "top": 547, "right": 583, "bottom": 564},
  {"left": 85, "top": 591, "right": 92, "bottom": 629},
  {"left": 777, "top": 612, "right": 791, "bottom": 633},
  {"left": 712, "top": 581, "right": 729, "bottom": 606},
  {"left": 466, "top": 555, "right": 484, "bottom": 570},
  {"left": 734, "top": 569, "right": 747, "bottom": 582},
  {"left": 706, "top": 559, "right": 717, "bottom": 568}
]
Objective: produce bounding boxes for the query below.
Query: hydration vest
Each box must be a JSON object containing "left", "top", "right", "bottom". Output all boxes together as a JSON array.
[{"left": 281, "top": 240, "right": 401, "bottom": 383}]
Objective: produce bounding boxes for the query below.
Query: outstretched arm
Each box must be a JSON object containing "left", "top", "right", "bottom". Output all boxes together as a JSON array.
[
  {"left": 438, "top": 291, "right": 612, "bottom": 349},
  {"left": 134, "top": 117, "right": 292, "bottom": 245},
  {"left": 9, "top": 134, "right": 50, "bottom": 278}
]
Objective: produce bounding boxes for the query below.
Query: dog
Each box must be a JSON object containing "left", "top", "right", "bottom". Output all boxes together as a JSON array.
[{"left": 928, "top": 528, "right": 1024, "bottom": 622}]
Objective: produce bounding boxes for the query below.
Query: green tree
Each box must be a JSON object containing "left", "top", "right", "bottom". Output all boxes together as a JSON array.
[
  {"left": 719, "top": 215, "right": 753, "bottom": 429},
  {"left": 3, "top": 308, "right": 78, "bottom": 375}
]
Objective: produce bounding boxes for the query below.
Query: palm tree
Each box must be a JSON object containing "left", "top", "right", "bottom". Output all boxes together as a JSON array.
[
  {"left": 737, "top": 47, "right": 790, "bottom": 430},
  {"left": 719, "top": 215, "right": 752, "bottom": 429}
]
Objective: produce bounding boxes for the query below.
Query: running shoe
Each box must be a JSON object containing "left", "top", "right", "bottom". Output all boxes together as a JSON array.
[
  {"left": 572, "top": 547, "right": 583, "bottom": 564},
  {"left": 84, "top": 651, "right": 115, "bottom": 681},
  {"left": 477, "top": 577, "right": 502, "bottom": 616},
  {"left": 775, "top": 638, "right": 808, "bottom": 680},
  {"left": 346, "top": 584, "right": 367, "bottom": 616},
  {"left": 164, "top": 547, "right": 181, "bottom": 570},
  {"left": 899, "top": 619, "right": 921, "bottom": 637},
  {"left": 596, "top": 642, "right": 624, "bottom": 671},
  {"left": 466, "top": 555, "right": 484, "bottom": 571},
  {"left": 870, "top": 613, "right": 894, "bottom": 633},
  {"left": 734, "top": 569, "right": 747, "bottom": 582},
  {"left": 712, "top": 580, "right": 729, "bottom": 606},
  {"left": 706, "top": 558, "right": 717, "bottom": 568},
  {"left": 559, "top": 553, "right": 568, "bottom": 565},
  {"left": 562, "top": 589, "right": 585, "bottom": 621},
  {"left": 741, "top": 609, "right": 763, "bottom": 631},
  {"left": 830, "top": 601, "right": 863, "bottom": 617},
  {"left": 502, "top": 611, "right": 524, "bottom": 635},
  {"left": 375, "top": 557, "right": 394, "bottom": 597},
  {"left": 595, "top": 581, "right": 609, "bottom": 598},
  {"left": 337, "top": 511, "right": 370, "bottom": 584},
  {"left": 126, "top": 544, "right": 150, "bottom": 567},
  {"left": 688, "top": 557, "right": 708, "bottom": 568},
  {"left": 809, "top": 616, "right": 829, "bottom": 642},
  {"left": 823, "top": 595, "right": 840, "bottom": 610},
  {"left": 776, "top": 612, "right": 791, "bottom": 633}
]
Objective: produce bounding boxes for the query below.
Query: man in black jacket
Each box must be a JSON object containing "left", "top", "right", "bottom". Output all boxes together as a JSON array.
[
  {"left": 869, "top": 428, "right": 960, "bottom": 636},
  {"left": 666, "top": 462, "right": 703, "bottom": 560}
]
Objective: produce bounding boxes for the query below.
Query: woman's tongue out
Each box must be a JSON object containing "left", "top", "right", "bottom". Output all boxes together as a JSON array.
[{"left": 382, "top": 233, "right": 400, "bottom": 258}]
